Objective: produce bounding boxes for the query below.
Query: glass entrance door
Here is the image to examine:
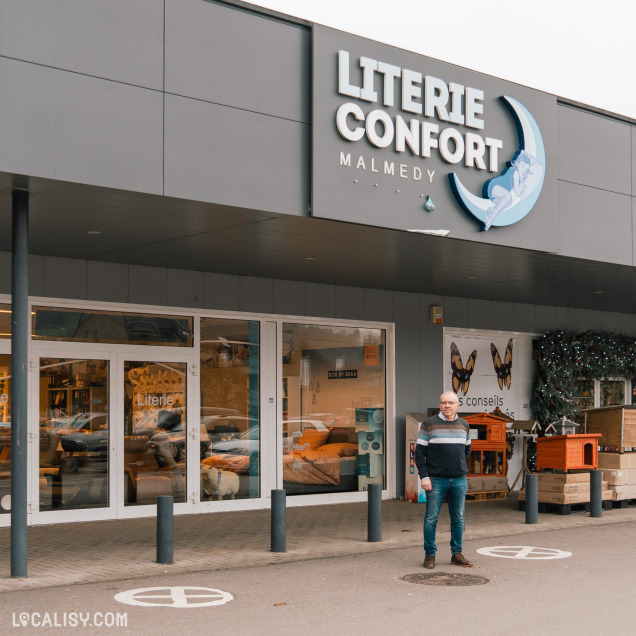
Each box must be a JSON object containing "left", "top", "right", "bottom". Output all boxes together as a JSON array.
[{"left": 122, "top": 360, "right": 189, "bottom": 512}]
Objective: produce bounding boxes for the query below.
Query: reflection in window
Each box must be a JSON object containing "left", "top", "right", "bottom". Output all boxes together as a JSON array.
[
  {"left": 282, "top": 323, "right": 386, "bottom": 495},
  {"left": 0, "top": 306, "right": 11, "bottom": 339},
  {"left": 0, "top": 355, "right": 11, "bottom": 513},
  {"left": 199, "top": 318, "right": 260, "bottom": 501},
  {"left": 600, "top": 380, "right": 624, "bottom": 408},
  {"left": 124, "top": 361, "right": 187, "bottom": 506},
  {"left": 33, "top": 307, "right": 192, "bottom": 346},
  {"left": 39, "top": 358, "right": 109, "bottom": 511}
]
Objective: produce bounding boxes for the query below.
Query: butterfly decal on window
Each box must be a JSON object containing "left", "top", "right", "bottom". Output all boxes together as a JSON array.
[
  {"left": 450, "top": 342, "right": 477, "bottom": 395},
  {"left": 491, "top": 340, "right": 513, "bottom": 390}
]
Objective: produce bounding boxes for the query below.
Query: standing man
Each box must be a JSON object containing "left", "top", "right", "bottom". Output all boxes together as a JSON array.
[{"left": 415, "top": 391, "right": 473, "bottom": 569}]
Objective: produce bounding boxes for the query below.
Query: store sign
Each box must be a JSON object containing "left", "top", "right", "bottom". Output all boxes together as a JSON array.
[
  {"left": 313, "top": 26, "right": 556, "bottom": 248},
  {"left": 335, "top": 52, "right": 545, "bottom": 231},
  {"left": 328, "top": 369, "right": 358, "bottom": 379}
]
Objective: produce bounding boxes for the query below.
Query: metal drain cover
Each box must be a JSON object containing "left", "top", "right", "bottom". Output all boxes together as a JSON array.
[{"left": 401, "top": 572, "right": 489, "bottom": 586}]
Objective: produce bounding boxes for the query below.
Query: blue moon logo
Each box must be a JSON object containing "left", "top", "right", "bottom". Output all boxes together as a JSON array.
[{"left": 449, "top": 96, "right": 545, "bottom": 231}]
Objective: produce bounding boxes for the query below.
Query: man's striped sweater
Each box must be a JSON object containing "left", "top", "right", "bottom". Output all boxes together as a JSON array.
[{"left": 414, "top": 413, "right": 471, "bottom": 479}]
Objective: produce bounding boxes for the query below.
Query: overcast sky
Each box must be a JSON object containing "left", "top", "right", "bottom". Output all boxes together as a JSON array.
[{"left": 246, "top": 0, "right": 636, "bottom": 119}]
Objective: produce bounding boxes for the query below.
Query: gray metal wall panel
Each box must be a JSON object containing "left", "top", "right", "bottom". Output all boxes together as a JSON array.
[
  {"left": 87, "top": 262, "right": 129, "bottom": 304},
  {"left": 335, "top": 286, "right": 365, "bottom": 320},
  {"left": 419, "top": 296, "right": 445, "bottom": 407},
  {"left": 633, "top": 128, "right": 636, "bottom": 195},
  {"left": 168, "top": 270, "right": 206, "bottom": 309},
  {"left": 274, "top": 280, "right": 306, "bottom": 316},
  {"left": 129, "top": 266, "right": 169, "bottom": 306},
  {"left": 445, "top": 296, "right": 469, "bottom": 328},
  {"left": 558, "top": 181, "right": 632, "bottom": 264},
  {"left": 393, "top": 291, "right": 422, "bottom": 497},
  {"left": 513, "top": 303, "right": 537, "bottom": 333},
  {"left": 165, "top": 0, "right": 310, "bottom": 122},
  {"left": 305, "top": 283, "right": 336, "bottom": 317},
  {"left": 364, "top": 288, "right": 393, "bottom": 322},
  {"left": 467, "top": 299, "right": 493, "bottom": 330},
  {"left": 240, "top": 276, "right": 274, "bottom": 313},
  {"left": 164, "top": 95, "right": 309, "bottom": 214},
  {"left": 43, "top": 256, "right": 87, "bottom": 300},
  {"left": 0, "top": 0, "right": 164, "bottom": 89},
  {"left": 0, "top": 58, "right": 163, "bottom": 194},
  {"left": 204, "top": 273, "right": 240, "bottom": 311},
  {"left": 28, "top": 255, "right": 45, "bottom": 298},
  {"left": 491, "top": 301, "right": 515, "bottom": 331},
  {"left": 535, "top": 305, "right": 558, "bottom": 332},
  {"left": 558, "top": 105, "right": 631, "bottom": 195}
]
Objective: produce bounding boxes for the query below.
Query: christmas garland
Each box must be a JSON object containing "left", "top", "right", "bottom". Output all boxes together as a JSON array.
[{"left": 532, "top": 330, "right": 636, "bottom": 424}]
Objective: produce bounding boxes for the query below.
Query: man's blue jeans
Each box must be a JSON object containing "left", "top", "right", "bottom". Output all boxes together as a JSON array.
[{"left": 423, "top": 476, "right": 468, "bottom": 556}]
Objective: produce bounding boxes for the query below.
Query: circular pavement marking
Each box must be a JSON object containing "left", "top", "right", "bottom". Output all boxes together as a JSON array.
[
  {"left": 114, "top": 586, "right": 234, "bottom": 608},
  {"left": 477, "top": 546, "right": 572, "bottom": 560}
]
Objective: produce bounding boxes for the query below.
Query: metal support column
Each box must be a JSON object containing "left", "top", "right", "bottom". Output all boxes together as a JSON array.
[{"left": 11, "top": 189, "right": 29, "bottom": 578}]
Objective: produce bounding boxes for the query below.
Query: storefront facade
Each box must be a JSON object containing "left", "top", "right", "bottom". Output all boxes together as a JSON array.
[{"left": 1, "top": 0, "right": 635, "bottom": 527}]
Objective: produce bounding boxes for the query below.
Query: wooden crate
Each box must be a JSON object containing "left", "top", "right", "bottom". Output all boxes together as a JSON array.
[
  {"left": 584, "top": 405, "right": 636, "bottom": 449},
  {"left": 535, "top": 434, "right": 601, "bottom": 472}
]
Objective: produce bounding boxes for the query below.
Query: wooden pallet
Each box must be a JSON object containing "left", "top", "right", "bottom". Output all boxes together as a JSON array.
[
  {"left": 518, "top": 500, "right": 612, "bottom": 514},
  {"left": 611, "top": 498, "right": 636, "bottom": 509},
  {"left": 466, "top": 490, "right": 506, "bottom": 502}
]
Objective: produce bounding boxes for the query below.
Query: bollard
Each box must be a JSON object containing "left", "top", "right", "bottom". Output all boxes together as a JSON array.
[
  {"left": 590, "top": 469, "right": 603, "bottom": 518},
  {"left": 525, "top": 473, "right": 538, "bottom": 524},
  {"left": 271, "top": 489, "right": 286, "bottom": 553},
  {"left": 367, "top": 483, "right": 382, "bottom": 542},
  {"left": 156, "top": 495, "right": 174, "bottom": 564}
]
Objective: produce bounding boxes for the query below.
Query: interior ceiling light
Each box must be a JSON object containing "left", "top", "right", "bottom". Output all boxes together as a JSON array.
[
  {"left": 407, "top": 229, "right": 451, "bottom": 237},
  {"left": 86, "top": 230, "right": 102, "bottom": 235}
]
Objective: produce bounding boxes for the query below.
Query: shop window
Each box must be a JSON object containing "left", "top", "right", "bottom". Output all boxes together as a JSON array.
[
  {"left": 0, "top": 305, "right": 11, "bottom": 339},
  {"left": 599, "top": 380, "right": 624, "bottom": 407},
  {"left": 33, "top": 307, "right": 192, "bottom": 347},
  {"left": 39, "top": 358, "right": 109, "bottom": 512},
  {"left": 0, "top": 354, "right": 11, "bottom": 514},
  {"left": 282, "top": 323, "right": 386, "bottom": 495},
  {"left": 199, "top": 318, "right": 260, "bottom": 501}
]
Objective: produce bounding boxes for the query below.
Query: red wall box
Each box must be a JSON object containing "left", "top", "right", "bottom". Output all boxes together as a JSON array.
[{"left": 535, "top": 434, "right": 602, "bottom": 472}]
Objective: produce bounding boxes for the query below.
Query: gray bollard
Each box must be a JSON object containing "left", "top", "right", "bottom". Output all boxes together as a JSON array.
[
  {"left": 271, "top": 489, "right": 286, "bottom": 553},
  {"left": 525, "top": 473, "right": 538, "bottom": 524},
  {"left": 156, "top": 495, "right": 174, "bottom": 564},
  {"left": 367, "top": 483, "right": 382, "bottom": 542},
  {"left": 590, "top": 469, "right": 603, "bottom": 517}
]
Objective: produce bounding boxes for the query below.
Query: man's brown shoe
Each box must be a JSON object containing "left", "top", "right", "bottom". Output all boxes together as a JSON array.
[
  {"left": 451, "top": 553, "right": 473, "bottom": 567},
  {"left": 423, "top": 555, "right": 435, "bottom": 569}
]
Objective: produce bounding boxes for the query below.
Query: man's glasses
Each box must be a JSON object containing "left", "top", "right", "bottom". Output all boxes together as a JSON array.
[{"left": 440, "top": 401, "right": 458, "bottom": 405}]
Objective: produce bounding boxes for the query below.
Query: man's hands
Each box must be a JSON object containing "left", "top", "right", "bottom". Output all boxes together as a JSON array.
[{"left": 421, "top": 477, "right": 432, "bottom": 492}]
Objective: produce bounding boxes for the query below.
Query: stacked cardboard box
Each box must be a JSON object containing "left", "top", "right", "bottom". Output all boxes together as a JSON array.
[
  {"left": 519, "top": 472, "right": 612, "bottom": 504},
  {"left": 598, "top": 452, "right": 636, "bottom": 501},
  {"left": 467, "top": 475, "right": 507, "bottom": 493}
]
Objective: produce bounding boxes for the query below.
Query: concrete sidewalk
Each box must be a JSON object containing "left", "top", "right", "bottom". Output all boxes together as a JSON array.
[{"left": 2, "top": 494, "right": 636, "bottom": 591}]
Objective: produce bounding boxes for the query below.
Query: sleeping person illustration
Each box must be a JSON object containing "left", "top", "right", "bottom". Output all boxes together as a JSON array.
[{"left": 483, "top": 150, "right": 541, "bottom": 231}]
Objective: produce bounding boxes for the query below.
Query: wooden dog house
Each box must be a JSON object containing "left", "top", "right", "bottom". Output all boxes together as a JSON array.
[{"left": 535, "top": 433, "right": 602, "bottom": 472}]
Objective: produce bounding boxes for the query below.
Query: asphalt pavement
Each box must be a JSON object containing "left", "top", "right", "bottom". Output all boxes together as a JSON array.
[
  {"left": 1, "top": 520, "right": 636, "bottom": 635},
  {"left": 1, "top": 493, "right": 636, "bottom": 593}
]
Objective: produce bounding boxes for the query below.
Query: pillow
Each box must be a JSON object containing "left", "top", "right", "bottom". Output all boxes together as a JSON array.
[
  {"left": 319, "top": 442, "right": 358, "bottom": 457},
  {"left": 296, "top": 429, "right": 330, "bottom": 450}
]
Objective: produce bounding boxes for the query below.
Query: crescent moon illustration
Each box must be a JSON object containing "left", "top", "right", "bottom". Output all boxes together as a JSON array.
[{"left": 449, "top": 95, "right": 545, "bottom": 230}]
